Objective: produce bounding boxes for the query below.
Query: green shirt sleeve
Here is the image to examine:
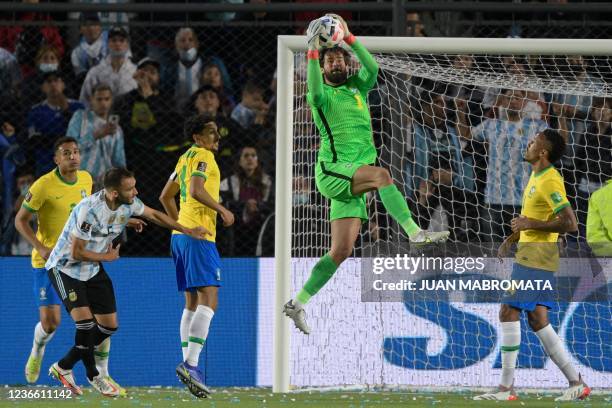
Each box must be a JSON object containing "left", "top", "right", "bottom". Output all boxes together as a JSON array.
[
  {"left": 350, "top": 39, "right": 379, "bottom": 91},
  {"left": 307, "top": 57, "right": 326, "bottom": 107}
]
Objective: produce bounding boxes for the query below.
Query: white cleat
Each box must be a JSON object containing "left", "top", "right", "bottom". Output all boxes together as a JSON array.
[
  {"left": 49, "top": 362, "right": 83, "bottom": 396},
  {"left": 410, "top": 230, "right": 450, "bottom": 245},
  {"left": 473, "top": 387, "right": 518, "bottom": 401},
  {"left": 88, "top": 374, "right": 120, "bottom": 397},
  {"left": 283, "top": 300, "right": 311, "bottom": 335},
  {"left": 554, "top": 376, "right": 591, "bottom": 401}
]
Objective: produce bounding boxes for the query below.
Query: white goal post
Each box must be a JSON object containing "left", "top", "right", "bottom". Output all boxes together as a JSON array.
[{"left": 274, "top": 36, "right": 612, "bottom": 393}]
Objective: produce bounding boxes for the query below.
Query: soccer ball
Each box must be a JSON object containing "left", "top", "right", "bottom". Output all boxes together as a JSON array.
[{"left": 317, "top": 16, "right": 345, "bottom": 48}]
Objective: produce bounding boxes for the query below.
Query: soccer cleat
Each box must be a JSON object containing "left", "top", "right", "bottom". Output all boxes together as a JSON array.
[
  {"left": 283, "top": 300, "right": 311, "bottom": 335},
  {"left": 105, "top": 375, "right": 127, "bottom": 397},
  {"left": 410, "top": 230, "right": 450, "bottom": 245},
  {"left": 25, "top": 354, "right": 42, "bottom": 384},
  {"left": 473, "top": 387, "right": 519, "bottom": 401},
  {"left": 554, "top": 375, "right": 591, "bottom": 401},
  {"left": 88, "top": 374, "right": 120, "bottom": 397},
  {"left": 176, "top": 362, "right": 211, "bottom": 399},
  {"left": 49, "top": 362, "right": 83, "bottom": 396}
]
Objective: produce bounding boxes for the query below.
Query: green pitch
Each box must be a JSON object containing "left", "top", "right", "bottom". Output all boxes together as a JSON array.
[{"left": 2, "top": 387, "right": 610, "bottom": 408}]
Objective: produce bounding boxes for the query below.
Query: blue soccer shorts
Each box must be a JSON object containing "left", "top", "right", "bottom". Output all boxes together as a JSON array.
[
  {"left": 33, "top": 267, "right": 62, "bottom": 307},
  {"left": 503, "top": 263, "right": 556, "bottom": 312},
  {"left": 171, "top": 234, "right": 222, "bottom": 292}
]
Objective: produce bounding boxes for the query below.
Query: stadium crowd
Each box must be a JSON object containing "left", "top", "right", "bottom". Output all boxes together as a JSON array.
[{"left": 0, "top": 5, "right": 610, "bottom": 256}]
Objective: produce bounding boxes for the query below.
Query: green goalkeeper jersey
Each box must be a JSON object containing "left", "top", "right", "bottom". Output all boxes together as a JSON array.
[{"left": 306, "top": 40, "right": 379, "bottom": 165}]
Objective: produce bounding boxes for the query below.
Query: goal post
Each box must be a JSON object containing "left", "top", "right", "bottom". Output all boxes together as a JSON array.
[{"left": 274, "top": 36, "right": 612, "bottom": 393}]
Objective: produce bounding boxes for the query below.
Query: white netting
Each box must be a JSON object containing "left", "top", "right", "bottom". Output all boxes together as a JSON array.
[{"left": 289, "top": 50, "right": 612, "bottom": 389}]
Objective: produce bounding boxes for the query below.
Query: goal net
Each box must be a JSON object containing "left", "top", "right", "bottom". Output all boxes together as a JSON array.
[{"left": 275, "top": 37, "right": 612, "bottom": 391}]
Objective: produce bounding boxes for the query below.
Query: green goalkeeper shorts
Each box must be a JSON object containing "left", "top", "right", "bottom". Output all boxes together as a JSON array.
[{"left": 315, "top": 161, "right": 367, "bottom": 221}]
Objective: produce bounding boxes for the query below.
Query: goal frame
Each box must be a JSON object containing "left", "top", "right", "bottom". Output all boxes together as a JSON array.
[{"left": 273, "top": 35, "right": 612, "bottom": 393}]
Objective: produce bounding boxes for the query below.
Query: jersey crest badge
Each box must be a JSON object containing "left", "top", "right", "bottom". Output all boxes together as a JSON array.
[
  {"left": 551, "top": 192, "right": 563, "bottom": 204},
  {"left": 25, "top": 191, "right": 32, "bottom": 202},
  {"left": 80, "top": 189, "right": 87, "bottom": 198},
  {"left": 80, "top": 221, "right": 92, "bottom": 233},
  {"left": 68, "top": 290, "right": 77, "bottom": 302},
  {"left": 528, "top": 186, "right": 536, "bottom": 198},
  {"left": 197, "top": 162, "right": 207, "bottom": 172},
  {"left": 39, "top": 287, "right": 47, "bottom": 301},
  {"left": 350, "top": 87, "right": 358, "bottom": 94}
]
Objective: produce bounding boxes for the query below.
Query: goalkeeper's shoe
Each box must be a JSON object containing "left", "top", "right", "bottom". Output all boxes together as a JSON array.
[
  {"left": 49, "top": 362, "right": 83, "bottom": 396},
  {"left": 176, "top": 362, "right": 211, "bottom": 398},
  {"left": 105, "top": 375, "right": 127, "bottom": 397},
  {"left": 473, "top": 387, "right": 518, "bottom": 401},
  {"left": 410, "top": 230, "right": 450, "bottom": 245},
  {"left": 283, "top": 300, "right": 311, "bottom": 335},
  {"left": 554, "top": 375, "right": 591, "bottom": 401},
  {"left": 25, "top": 353, "right": 43, "bottom": 384},
  {"left": 88, "top": 374, "right": 120, "bottom": 397}
]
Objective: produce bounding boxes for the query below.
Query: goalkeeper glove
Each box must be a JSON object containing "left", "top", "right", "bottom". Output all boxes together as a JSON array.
[{"left": 306, "top": 18, "right": 323, "bottom": 50}]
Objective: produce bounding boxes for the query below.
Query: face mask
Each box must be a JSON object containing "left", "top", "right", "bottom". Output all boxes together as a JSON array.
[
  {"left": 38, "top": 63, "right": 58, "bottom": 73},
  {"left": 179, "top": 47, "right": 198, "bottom": 62},
  {"left": 82, "top": 38, "right": 103, "bottom": 58},
  {"left": 109, "top": 49, "right": 128, "bottom": 58},
  {"left": 20, "top": 184, "right": 31, "bottom": 197}
]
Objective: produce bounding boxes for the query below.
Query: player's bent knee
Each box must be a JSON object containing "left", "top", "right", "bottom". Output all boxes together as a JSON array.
[{"left": 330, "top": 247, "right": 351, "bottom": 264}]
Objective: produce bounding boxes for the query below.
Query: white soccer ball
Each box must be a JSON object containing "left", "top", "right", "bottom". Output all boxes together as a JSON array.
[{"left": 317, "top": 16, "right": 345, "bottom": 48}]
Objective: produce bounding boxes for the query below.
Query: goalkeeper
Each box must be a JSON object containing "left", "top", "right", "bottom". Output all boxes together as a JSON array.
[{"left": 284, "top": 15, "right": 449, "bottom": 334}]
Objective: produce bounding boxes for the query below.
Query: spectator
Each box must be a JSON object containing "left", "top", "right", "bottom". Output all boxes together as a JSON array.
[
  {"left": 162, "top": 27, "right": 233, "bottom": 110},
  {"left": 187, "top": 85, "right": 242, "bottom": 175},
  {"left": 220, "top": 146, "right": 272, "bottom": 255},
  {"left": 573, "top": 97, "right": 612, "bottom": 236},
  {"left": 406, "top": 12, "right": 426, "bottom": 37},
  {"left": 0, "top": 2, "right": 64, "bottom": 79},
  {"left": 79, "top": 26, "right": 136, "bottom": 105},
  {"left": 0, "top": 47, "right": 21, "bottom": 100},
  {"left": 22, "top": 45, "right": 62, "bottom": 108},
  {"left": 71, "top": 12, "right": 108, "bottom": 82},
  {"left": 26, "top": 71, "right": 84, "bottom": 177},
  {"left": 415, "top": 154, "right": 479, "bottom": 241},
  {"left": 8, "top": 169, "right": 36, "bottom": 255},
  {"left": 407, "top": 91, "right": 473, "bottom": 198},
  {"left": 231, "top": 81, "right": 269, "bottom": 129},
  {"left": 67, "top": 84, "right": 126, "bottom": 190},
  {"left": 0, "top": 121, "right": 25, "bottom": 229},
  {"left": 464, "top": 89, "right": 548, "bottom": 240},
  {"left": 200, "top": 62, "right": 236, "bottom": 117},
  {"left": 551, "top": 55, "right": 603, "bottom": 201},
  {"left": 114, "top": 57, "right": 178, "bottom": 205},
  {"left": 231, "top": 81, "right": 275, "bottom": 166}
]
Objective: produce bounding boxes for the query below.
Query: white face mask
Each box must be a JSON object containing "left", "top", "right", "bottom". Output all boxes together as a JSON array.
[
  {"left": 179, "top": 47, "right": 197, "bottom": 62},
  {"left": 38, "top": 63, "right": 58, "bottom": 72},
  {"left": 109, "top": 49, "right": 128, "bottom": 58}
]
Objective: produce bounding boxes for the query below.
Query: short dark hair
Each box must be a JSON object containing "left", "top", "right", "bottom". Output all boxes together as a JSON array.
[
  {"left": 103, "top": 167, "right": 134, "bottom": 190},
  {"left": 92, "top": 83, "right": 112, "bottom": 96},
  {"left": 541, "top": 129, "right": 566, "bottom": 164},
  {"left": 241, "top": 80, "right": 264, "bottom": 97},
  {"left": 319, "top": 46, "right": 351, "bottom": 67},
  {"left": 184, "top": 114, "right": 214, "bottom": 139},
  {"left": 53, "top": 136, "right": 78, "bottom": 152}
]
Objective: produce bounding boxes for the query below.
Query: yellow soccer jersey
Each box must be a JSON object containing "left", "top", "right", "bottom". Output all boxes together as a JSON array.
[
  {"left": 172, "top": 145, "right": 220, "bottom": 242},
  {"left": 516, "top": 166, "right": 571, "bottom": 272},
  {"left": 22, "top": 168, "right": 92, "bottom": 268}
]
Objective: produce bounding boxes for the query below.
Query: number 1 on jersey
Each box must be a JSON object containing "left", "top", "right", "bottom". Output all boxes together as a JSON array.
[{"left": 354, "top": 94, "right": 363, "bottom": 109}]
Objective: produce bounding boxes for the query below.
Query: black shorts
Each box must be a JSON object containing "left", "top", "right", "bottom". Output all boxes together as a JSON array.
[{"left": 47, "top": 265, "right": 117, "bottom": 315}]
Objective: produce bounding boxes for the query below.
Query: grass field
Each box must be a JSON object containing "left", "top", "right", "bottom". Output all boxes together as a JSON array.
[{"left": 1, "top": 387, "right": 610, "bottom": 408}]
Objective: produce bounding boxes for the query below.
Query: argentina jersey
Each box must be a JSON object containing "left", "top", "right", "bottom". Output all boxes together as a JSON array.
[
  {"left": 46, "top": 190, "right": 145, "bottom": 281},
  {"left": 472, "top": 118, "right": 547, "bottom": 206}
]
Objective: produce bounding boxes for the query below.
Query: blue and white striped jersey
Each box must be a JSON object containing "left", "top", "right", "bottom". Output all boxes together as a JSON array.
[
  {"left": 472, "top": 118, "right": 547, "bottom": 206},
  {"left": 46, "top": 190, "right": 144, "bottom": 281}
]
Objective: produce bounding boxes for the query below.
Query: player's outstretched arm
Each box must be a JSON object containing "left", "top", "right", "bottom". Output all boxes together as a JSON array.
[
  {"left": 159, "top": 177, "right": 180, "bottom": 221},
  {"left": 306, "top": 19, "right": 326, "bottom": 107},
  {"left": 189, "top": 175, "right": 235, "bottom": 227},
  {"left": 14, "top": 206, "right": 51, "bottom": 260},
  {"left": 327, "top": 13, "right": 379, "bottom": 89},
  {"left": 141, "top": 205, "right": 212, "bottom": 238}
]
